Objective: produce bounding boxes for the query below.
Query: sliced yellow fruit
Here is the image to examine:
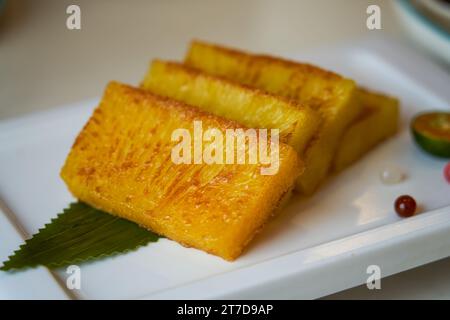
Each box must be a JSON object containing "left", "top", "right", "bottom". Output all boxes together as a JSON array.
[
  {"left": 184, "top": 40, "right": 361, "bottom": 194},
  {"left": 141, "top": 60, "right": 321, "bottom": 155},
  {"left": 333, "top": 89, "right": 399, "bottom": 171},
  {"left": 61, "top": 82, "right": 301, "bottom": 261}
]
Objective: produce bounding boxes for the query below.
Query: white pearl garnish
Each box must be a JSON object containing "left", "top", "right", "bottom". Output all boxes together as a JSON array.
[{"left": 379, "top": 165, "right": 405, "bottom": 185}]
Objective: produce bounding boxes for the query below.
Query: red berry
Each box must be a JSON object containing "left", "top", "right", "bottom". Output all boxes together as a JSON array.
[
  {"left": 394, "top": 195, "right": 416, "bottom": 217},
  {"left": 444, "top": 162, "right": 450, "bottom": 184}
]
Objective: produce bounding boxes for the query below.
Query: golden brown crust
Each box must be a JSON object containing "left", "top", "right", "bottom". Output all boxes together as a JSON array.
[
  {"left": 142, "top": 60, "right": 321, "bottom": 155},
  {"left": 61, "top": 81, "right": 301, "bottom": 261},
  {"left": 185, "top": 40, "right": 361, "bottom": 194},
  {"left": 190, "top": 39, "right": 344, "bottom": 81},
  {"left": 154, "top": 59, "right": 309, "bottom": 109},
  {"left": 333, "top": 88, "right": 400, "bottom": 171},
  {"left": 107, "top": 81, "right": 249, "bottom": 131}
]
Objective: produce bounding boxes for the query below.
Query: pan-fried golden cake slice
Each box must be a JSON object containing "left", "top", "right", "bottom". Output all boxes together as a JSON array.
[
  {"left": 141, "top": 60, "right": 321, "bottom": 155},
  {"left": 61, "top": 81, "right": 301, "bottom": 261},
  {"left": 333, "top": 89, "right": 399, "bottom": 171},
  {"left": 185, "top": 40, "right": 361, "bottom": 194}
]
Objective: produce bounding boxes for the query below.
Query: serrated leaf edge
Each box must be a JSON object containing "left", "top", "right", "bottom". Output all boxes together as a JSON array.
[
  {"left": 0, "top": 203, "right": 160, "bottom": 272},
  {"left": 1, "top": 205, "right": 77, "bottom": 271},
  {"left": 1, "top": 236, "right": 155, "bottom": 272}
]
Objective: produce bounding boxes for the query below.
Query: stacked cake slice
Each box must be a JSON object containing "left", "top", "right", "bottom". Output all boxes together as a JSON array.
[
  {"left": 61, "top": 82, "right": 301, "bottom": 260},
  {"left": 61, "top": 40, "right": 399, "bottom": 260},
  {"left": 184, "top": 41, "right": 399, "bottom": 193}
]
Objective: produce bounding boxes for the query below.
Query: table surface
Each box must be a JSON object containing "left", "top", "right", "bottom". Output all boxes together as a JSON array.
[{"left": 0, "top": 0, "right": 449, "bottom": 299}]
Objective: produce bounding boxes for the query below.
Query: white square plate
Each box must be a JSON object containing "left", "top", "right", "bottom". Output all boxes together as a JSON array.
[{"left": 0, "top": 37, "right": 449, "bottom": 299}]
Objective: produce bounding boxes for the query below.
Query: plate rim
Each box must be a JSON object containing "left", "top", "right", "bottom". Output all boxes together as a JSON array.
[
  {"left": 142, "top": 206, "right": 450, "bottom": 299},
  {"left": 139, "top": 36, "right": 450, "bottom": 299},
  {"left": 1, "top": 36, "right": 449, "bottom": 299}
]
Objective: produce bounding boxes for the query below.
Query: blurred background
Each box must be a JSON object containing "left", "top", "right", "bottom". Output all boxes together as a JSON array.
[
  {"left": 0, "top": 0, "right": 449, "bottom": 299},
  {"left": 0, "top": 0, "right": 415, "bottom": 119},
  {"left": 1, "top": 0, "right": 449, "bottom": 119}
]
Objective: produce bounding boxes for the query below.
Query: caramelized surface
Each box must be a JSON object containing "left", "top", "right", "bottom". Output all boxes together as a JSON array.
[
  {"left": 333, "top": 89, "right": 399, "bottom": 171},
  {"left": 185, "top": 40, "right": 361, "bottom": 194},
  {"left": 142, "top": 60, "right": 320, "bottom": 155},
  {"left": 61, "top": 82, "right": 301, "bottom": 260}
]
